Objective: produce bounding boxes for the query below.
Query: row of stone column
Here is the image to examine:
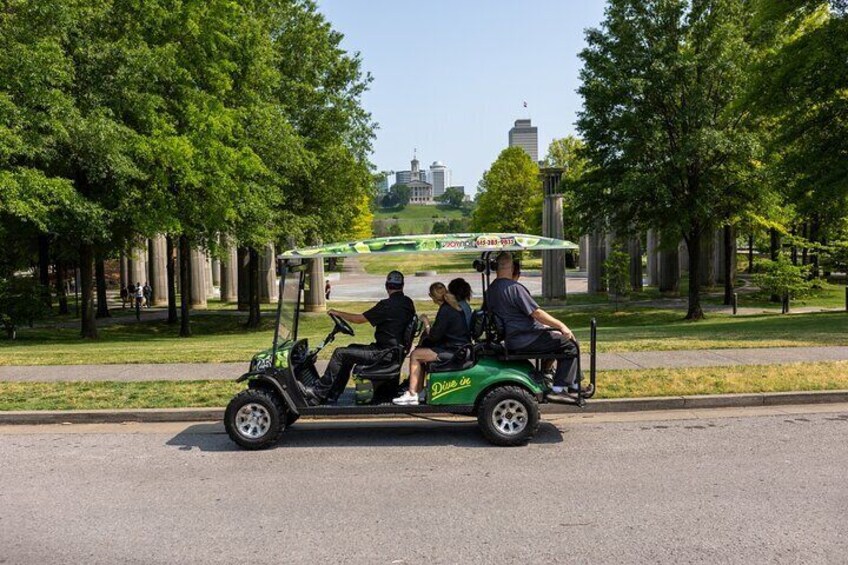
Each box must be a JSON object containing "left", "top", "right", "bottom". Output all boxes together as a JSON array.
[
  {"left": 583, "top": 228, "right": 737, "bottom": 294},
  {"left": 119, "top": 237, "right": 279, "bottom": 308}
]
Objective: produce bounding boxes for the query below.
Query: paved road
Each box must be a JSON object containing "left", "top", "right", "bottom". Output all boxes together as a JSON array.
[
  {"left": 3, "top": 345, "right": 848, "bottom": 382},
  {"left": 2, "top": 404, "right": 847, "bottom": 564}
]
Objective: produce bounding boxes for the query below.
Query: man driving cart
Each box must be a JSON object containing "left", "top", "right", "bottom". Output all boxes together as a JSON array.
[{"left": 301, "top": 270, "right": 415, "bottom": 405}]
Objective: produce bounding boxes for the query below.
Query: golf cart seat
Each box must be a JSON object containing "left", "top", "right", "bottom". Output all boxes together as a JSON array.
[
  {"left": 473, "top": 310, "right": 577, "bottom": 362},
  {"left": 428, "top": 343, "right": 476, "bottom": 373},
  {"left": 352, "top": 315, "right": 422, "bottom": 382}
]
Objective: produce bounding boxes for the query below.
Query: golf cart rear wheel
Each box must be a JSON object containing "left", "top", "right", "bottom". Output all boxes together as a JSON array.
[
  {"left": 225, "top": 389, "right": 286, "bottom": 450},
  {"left": 477, "top": 385, "right": 540, "bottom": 446}
]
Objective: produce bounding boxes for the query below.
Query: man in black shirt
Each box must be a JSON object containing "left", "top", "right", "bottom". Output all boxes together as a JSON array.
[{"left": 303, "top": 270, "right": 415, "bottom": 404}]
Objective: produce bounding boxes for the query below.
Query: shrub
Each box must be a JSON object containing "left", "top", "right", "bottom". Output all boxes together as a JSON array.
[
  {"left": 752, "top": 258, "right": 815, "bottom": 301},
  {"left": 604, "top": 250, "right": 630, "bottom": 309},
  {"left": 0, "top": 277, "right": 49, "bottom": 339}
]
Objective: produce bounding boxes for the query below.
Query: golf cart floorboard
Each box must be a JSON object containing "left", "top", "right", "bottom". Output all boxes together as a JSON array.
[{"left": 298, "top": 391, "right": 475, "bottom": 416}]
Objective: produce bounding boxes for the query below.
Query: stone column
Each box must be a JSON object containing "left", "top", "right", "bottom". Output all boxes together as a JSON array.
[
  {"left": 542, "top": 193, "right": 566, "bottom": 300},
  {"left": 304, "top": 258, "right": 327, "bottom": 312},
  {"left": 147, "top": 235, "right": 168, "bottom": 306},
  {"left": 119, "top": 252, "right": 128, "bottom": 289},
  {"left": 578, "top": 235, "right": 588, "bottom": 271},
  {"left": 658, "top": 234, "right": 680, "bottom": 292},
  {"left": 128, "top": 244, "right": 147, "bottom": 287},
  {"left": 587, "top": 232, "right": 607, "bottom": 293},
  {"left": 211, "top": 258, "right": 221, "bottom": 287},
  {"left": 699, "top": 233, "right": 716, "bottom": 287},
  {"left": 646, "top": 229, "right": 659, "bottom": 286},
  {"left": 237, "top": 247, "right": 249, "bottom": 311},
  {"left": 628, "top": 236, "right": 643, "bottom": 291},
  {"left": 204, "top": 254, "right": 215, "bottom": 298},
  {"left": 259, "top": 243, "right": 278, "bottom": 303},
  {"left": 678, "top": 240, "right": 689, "bottom": 274},
  {"left": 190, "top": 248, "right": 207, "bottom": 309},
  {"left": 220, "top": 237, "right": 238, "bottom": 303}
]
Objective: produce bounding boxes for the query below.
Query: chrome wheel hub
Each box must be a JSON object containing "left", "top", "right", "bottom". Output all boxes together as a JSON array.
[
  {"left": 492, "top": 399, "right": 528, "bottom": 436},
  {"left": 235, "top": 403, "right": 271, "bottom": 439}
]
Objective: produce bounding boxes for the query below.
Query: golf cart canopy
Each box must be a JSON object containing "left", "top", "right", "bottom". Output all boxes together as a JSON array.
[{"left": 279, "top": 233, "right": 578, "bottom": 259}]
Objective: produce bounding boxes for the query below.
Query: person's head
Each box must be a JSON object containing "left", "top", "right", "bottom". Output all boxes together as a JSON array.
[
  {"left": 385, "top": 270, "right": 404, "bottom": 294},
  {"left": 448, "top": 278, "right": 472, "bottom": 302},
  {"left": 512, "top": 260, "right": 521, "bottom": 281},
  {"left": 429, "top": 282, "right": 461, "bottom": 311},
  {"left": 495, "top": 252, "right": 513, "bottom": 278}
]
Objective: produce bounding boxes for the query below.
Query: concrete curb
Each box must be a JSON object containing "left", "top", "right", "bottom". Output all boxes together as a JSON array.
[{"left": 2, "top": 390, "right": 847, "bottom": 425}]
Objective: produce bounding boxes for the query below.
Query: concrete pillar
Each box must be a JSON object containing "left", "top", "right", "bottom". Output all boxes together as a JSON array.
[
  {"left": 647, "top": 230, "right": 659, "bottom": 286},
  {"left": 119, "top": 252, "right": 128, "bottom": 289},
  {"left": 542, "top": 193, "right": 566, "bottom": 300},
  {"left": 259, "top": 243, "right": 278, "bottom": 304},
  {"left": 147, "top": 235, "right": 168, "bottom": 306},
  {"left": 628, "top": 236, "right": 643, "bottom": 291},
  {"left": 211, "top": 258, "right": 221, "bottom": 287},
  {"left": 678, "top": 240, "right": 689, "bottom": 274},
  {"left": 304, "top": 258, "right": 327, "bottom": 312},
  {"left": 205, "top": 254, "right": 215, "bottom": 298},
  {"left": 190, "top": 248, "right": 207, "bottom": 309},
  {"left": 699, "top": 232, "right": 716, "bottom": 287},
  {"left": 658, "top": 234, "right": 680, "bottom": 292},
  {"left": 587, "top": 232, "right": 607, "bottom": 294},
  {"left": 578, "top": 235, "right": 588, "bottom": 271},
  {"left": 220, "top": 237, "right": 238, "bottom": 303},
  {"left": 128, "top": 244, "right": 147, "bottom": 287},
  {"left": 237, "top": 247, "right": 249, "bottom": 311}
]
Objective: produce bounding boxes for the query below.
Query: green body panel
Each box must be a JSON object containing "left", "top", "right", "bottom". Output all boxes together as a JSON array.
[
  {"left": 426, "top": 357, "right": 543, "bottom": 406},
  {"left": 249, "top": 342, "right": 291, "bottom": 372}
]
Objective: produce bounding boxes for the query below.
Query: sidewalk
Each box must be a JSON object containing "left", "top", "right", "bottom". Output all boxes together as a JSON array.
[{"left": 2, "top": 346, "right": 847, "bottom": 382}]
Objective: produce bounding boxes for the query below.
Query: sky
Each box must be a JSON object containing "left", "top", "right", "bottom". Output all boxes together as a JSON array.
[{"left": 316, "top": 0, "right": 608, "bottom": 192}]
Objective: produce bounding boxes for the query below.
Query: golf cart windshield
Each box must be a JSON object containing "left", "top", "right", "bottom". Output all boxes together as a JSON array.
[{"left": 275, "top": 261, "right": 303, "bottom": 346}]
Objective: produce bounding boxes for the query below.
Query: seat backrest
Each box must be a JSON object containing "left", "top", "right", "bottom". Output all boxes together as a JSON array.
[
  {"left": 470, "top": 309, "right": 487, "bottom": 341},
  {"left": 470, "top": 309, "right": 506, "bottom": 346},
  {"left": 402, "top": 315, "right": 422, "bottom": 354}
]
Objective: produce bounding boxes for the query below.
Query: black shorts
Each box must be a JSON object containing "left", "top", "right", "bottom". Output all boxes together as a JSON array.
[{"left": 519, "top": 331, "right": 573, "bottom": 354}]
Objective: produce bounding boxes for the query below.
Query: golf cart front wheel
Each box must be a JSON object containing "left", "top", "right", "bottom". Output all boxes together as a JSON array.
[
  {"left": 477, "top": 386, "right": 540, "bottom": 446},
  {"left": 225, "top": 389, "right": 286, "bottom": 450}
]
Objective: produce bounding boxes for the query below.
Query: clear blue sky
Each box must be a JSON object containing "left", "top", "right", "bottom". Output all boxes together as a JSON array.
[{"left": 317, "top": 0, "right": 607, "bottom": 192}]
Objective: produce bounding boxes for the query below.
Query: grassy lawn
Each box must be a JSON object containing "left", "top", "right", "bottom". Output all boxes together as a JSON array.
[
  {"left": 359, "top": 251, "right": 544, "bottom": 275},
  {"left": 2, "top": 361, "right": 846, "bottom": 410},
  {"left": 702, "top": 280, "right": 847, "bottom": 310},
  {"left": 372, "top": 204, "right": 468, "bottom": 234}
]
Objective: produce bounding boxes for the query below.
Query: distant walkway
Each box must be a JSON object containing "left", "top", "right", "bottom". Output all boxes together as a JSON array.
[{"left": 3, "top": 346, "right": 848, "bottom": 382}]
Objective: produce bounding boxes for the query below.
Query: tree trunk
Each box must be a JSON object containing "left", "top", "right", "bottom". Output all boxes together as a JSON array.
[
  {"left": 246, "top": 246, "right": 261, "bottom": 329},
  {"left": 38, "top": 234, "right": 52, "bottom": 309},
  {"left": 166, "top": 236, "right": 178, "bottom": 324},
  {"left": 747, "top": 233, "right": 754, "bottom": 274},
  {"left": 95, "top": 252, "right": 111, "bottom": 318},
  {"left": 79, "top": 243, "right": 97, "bottom": 339},
  {"left": 769, "top": 228, "right": 780, "bottom": 261},
  {"left": 809, "top": 217, "right": 820, "bottom": 279},
  {"left": 685, "top": 229, "right": 704, "bottom": 320},
  {"left": 179, "top": 234, "right": 192, "bottom": 337},
  {"left": 723, "top": 224, "right": 734, "bottom": 306},
  {"left": 801, "top": 223, "right": 808, "bottom": 265},
  {"left": 790, "top": 227, "right": 798, "bottom": 265},
  {"left": 55, "top": 262, "right": 69, "bottom": 315}
]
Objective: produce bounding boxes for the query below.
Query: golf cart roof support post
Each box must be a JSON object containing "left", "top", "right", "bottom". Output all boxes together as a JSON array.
[
  {"left": 293, "top": 269, "right": 305, "bottom": 341},
  {"left": 270, "top": 259, "right": 288, "bottom": 363}
]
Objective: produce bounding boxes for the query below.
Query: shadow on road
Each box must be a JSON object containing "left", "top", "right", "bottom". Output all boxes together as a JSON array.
[{"left": 166, "top": 419, "right": 564, "bottom": 451}]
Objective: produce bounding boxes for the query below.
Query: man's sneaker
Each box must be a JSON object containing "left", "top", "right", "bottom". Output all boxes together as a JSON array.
[{"left": 392, "top": 391, "right": 419, "bottom": 406}]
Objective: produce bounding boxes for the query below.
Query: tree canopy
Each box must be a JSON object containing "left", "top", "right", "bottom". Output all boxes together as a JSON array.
[{"left": 472, "top": 147, "right": 542, "bottom": 233}]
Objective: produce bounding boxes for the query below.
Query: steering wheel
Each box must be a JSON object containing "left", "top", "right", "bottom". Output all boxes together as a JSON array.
[{"left": 328, "top": 312, "right": 355, "bottom": 336}]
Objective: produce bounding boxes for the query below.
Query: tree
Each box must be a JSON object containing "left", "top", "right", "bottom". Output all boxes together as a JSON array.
[
  {"left": 472, "top": 147, "right": 542, "bottom": 233},
  {"left": 389, "top": 183, "right": 411, "bottom": 209},
  {"left": 436, "top": 187, "right": 465, "bottom": 209},
  {"left": 543, "top": 136, "right": 590, "bottom": 242},
  {"left": 576, "top": 0, "right": 762, "bottom": 320}
]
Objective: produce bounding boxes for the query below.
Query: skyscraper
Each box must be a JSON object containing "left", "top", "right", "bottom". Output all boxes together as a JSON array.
[
  {"left": 508, "top": 119, "right": 539, "bottom": 162},
  {"left": 429, "top": 161, "right": 451, "bottom": 198}
]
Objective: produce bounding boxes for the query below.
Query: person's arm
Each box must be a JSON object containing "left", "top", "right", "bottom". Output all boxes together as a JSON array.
[
  {"left": 531, "top": 308, "right": 574, "bottom": 340},
  {"left": 426, "top": 307, "right": 448, "bottom": 344},
  {"left": 327, "top": 309, "right": 368, "bottom": 324}
]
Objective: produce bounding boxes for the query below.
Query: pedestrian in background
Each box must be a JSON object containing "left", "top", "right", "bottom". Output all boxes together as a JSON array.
[
  {"left": 143, "top": 282, "right": 152, "bottom": 308},
  {"left": 325, "top": 280, "right": 331, "bottom": 300}
]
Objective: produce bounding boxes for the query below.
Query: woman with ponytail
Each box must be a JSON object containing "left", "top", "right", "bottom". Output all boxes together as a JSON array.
[{"left": 393, "top": 282, "right": 471, "bottom": 406}]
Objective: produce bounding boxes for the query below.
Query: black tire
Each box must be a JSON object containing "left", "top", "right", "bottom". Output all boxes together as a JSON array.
[
  {"left": 225, "top": 389, "right": 286, "bottom": 450},
  {"left": 477, "top": 385, "right": 540, "bottom": 446}
]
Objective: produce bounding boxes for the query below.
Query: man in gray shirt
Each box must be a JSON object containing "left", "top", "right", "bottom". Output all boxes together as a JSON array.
[{"left": 486, "top": 252, "right": 581, "bottom": 395}]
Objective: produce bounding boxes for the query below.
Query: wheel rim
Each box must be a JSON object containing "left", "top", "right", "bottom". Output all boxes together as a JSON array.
[
  {"left": 235, "top": 403, "right": 272, "bottom": 439},
  {"left": 492, "top": 398, "right": 528, "bottom": 436}
]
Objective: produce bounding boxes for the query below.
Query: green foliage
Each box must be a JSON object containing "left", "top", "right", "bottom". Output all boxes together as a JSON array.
[
  {"left": 604, "top": 250, "right": 630, "bottom": 308},
  {"left": 752, "top": 259, "right": 815, "bottom": 301},
  {"left": 387, "top": 223, "right": 403, "bottom": 237},
  {"left": 381, "top": 184, "right": 411, "bottom": 209},
  {"left": 0, "top": 277, "right": 49, "bottom": 339},
  {"left": 543, "top": 136, "right": 590, "bottom": 241},
  {"left": 431, "top": 218, "right": 469, "bottom": 234},
  {"left": 435, "top": 187, "right": 466, "bottom": 209},
  {"left": 472, "top": 147, "right": 541, "bottom": 233}
]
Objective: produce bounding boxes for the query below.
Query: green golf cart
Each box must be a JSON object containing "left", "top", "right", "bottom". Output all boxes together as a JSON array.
[{"left": 224, "top": 233, "right": 597, "bottom": 448}]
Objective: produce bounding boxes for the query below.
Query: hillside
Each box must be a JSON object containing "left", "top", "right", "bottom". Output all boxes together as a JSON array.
[{"left": 372, "top": 204, "right": 470, "bottom": 235}]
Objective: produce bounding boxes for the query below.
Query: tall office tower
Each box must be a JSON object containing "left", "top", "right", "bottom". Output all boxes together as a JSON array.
[
  {"left": 395, "top": 170, "right": 412, "bottom": 186},
  {"left": 508, "top": 119, "right": 539, "bottom": 162},
  {"left": 429, "top": 161, "right": 451, "bottom": 198}
]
